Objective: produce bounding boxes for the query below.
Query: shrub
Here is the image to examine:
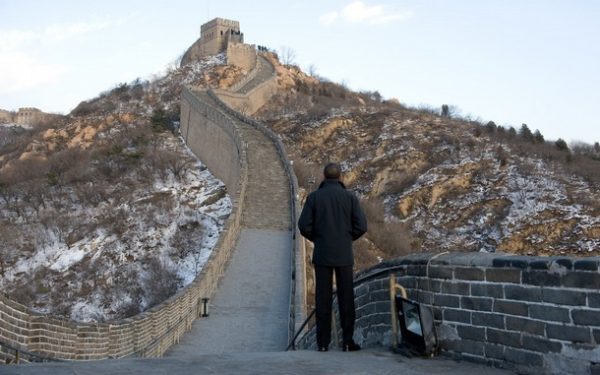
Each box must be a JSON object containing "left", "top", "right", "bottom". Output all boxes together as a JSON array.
[{"left": 555, "top": 138, "right": 569, "bottom": 151}]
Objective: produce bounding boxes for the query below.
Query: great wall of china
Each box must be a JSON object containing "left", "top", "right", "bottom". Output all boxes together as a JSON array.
[{"left": 1, "top": 17, "right": 599, "bottom": 375}]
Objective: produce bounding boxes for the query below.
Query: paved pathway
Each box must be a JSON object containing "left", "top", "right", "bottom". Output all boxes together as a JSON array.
[
  {"left": 236, "top": 55, "right": 275, "bottom": 94},
  {"left": 3, "top": 349, "right": 515, "bottom": 374},
  {"left": 167, "top": 87, "right": 293, "bottom": 356},
  {"left": 165, "top": 229, "right": 291, "bottom": 355}
]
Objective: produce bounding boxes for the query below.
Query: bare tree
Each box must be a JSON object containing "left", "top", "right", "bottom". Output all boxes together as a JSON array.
[{"left": 279, "top": 46, "right": 297, "bottom": 66}]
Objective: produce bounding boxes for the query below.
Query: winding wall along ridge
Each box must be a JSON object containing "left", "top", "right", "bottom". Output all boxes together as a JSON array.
[{"left": 0, "top": 87, "right": 249, "bottom": 363}]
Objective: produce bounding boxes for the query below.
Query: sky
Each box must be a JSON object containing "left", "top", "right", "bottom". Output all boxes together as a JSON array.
[{"left": 1, "top": 0, "right": 599, "bottom": 143}]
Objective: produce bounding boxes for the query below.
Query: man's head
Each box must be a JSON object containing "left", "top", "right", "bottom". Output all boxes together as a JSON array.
[{"left": 323, "top": 162, "right": 341, "bottom": 180}]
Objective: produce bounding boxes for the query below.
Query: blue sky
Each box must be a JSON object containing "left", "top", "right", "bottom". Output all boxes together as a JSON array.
[{"left": 1, "top": 0, "right": 599, "bottom": 143}]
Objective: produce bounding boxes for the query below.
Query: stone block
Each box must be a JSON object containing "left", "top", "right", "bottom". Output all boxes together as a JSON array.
[
  {"left": 521, "top": 335, "right": 562, "bottom": 353},
  {"left": 546, "top": 323, "right": 591, "bottom": 343},
  {"left": 529, "top": 304, "right": 570, "bottom": 322},
  {"left": 434, "top": 294, "right": 460, "bottom": 308},
  {"left": 428, "top": 266, "right": 453, "bottom": 279},
  {"left": 484, "top": 343, "right": 505, "bottom": 360},
  {"left": 454, "top": 267, "right": 485, "bottom": 281},
  {"left": 406, "top": 265, "right": 426, "bottom": 276},
  {"left": 592, "top": 363, "right": 600, "bottom": 375},
  {"left": 504, "top": 347, "right": 543, "bottom": 367},
  {"left": 589, "top": 293, "right": 600, "bottom": 308},
  {"left": 494, "top": 300, "right": 529, "bottom": 316},
  {"left": 594, "top": 329, "right": 600, "bottom": 344},
  {"left": 486, "top": 268, "right": 521, "bottom": 283},
  {"left": 553, "top": 258, "right": 573, "bottom": 270},
  {"left": 506, "top": 316, "right": 545, "bottom": 336},
  {"left": 487, "top": 328, "right": 521, "bottom": 348},
  {"left": 471, "top": 283, "right": 504, "bottom": 298},
  {"left": 492, "top": 256, "right": 529, "bottom": 269},
  {"left": 461, "top": 296, "right": 493, "bottom": 311},
  {"left": 440, "top": 281, "right": 470, "bottom": 295},
  {"left": 456, "top": 325, "right": 486, "bottom": 341},
  {"left": 472, "top": 312, "right": 505, "bottom": 329},
  {"left": 574, "top": 259, "right": 599, "bottom": 271},
  {"left": 504, "top": 285, "right": 542, "bottom": 302},
  {"left": 572, "top": 309, "right": 600, "bottom": 326},
  {"left": 443, "top": 308, "right": 471, "bottom": 324},
  {"left": 542, "top": 288, "right": 587, "bottom": 306},
  {"left": 445, "top": 338, "right": 485, "bottom": 356},
  {"left": 522, "top": 270, "right": 561, "bottom": 287},
  {"left": 562, "top": 272, "right": 600, "bottom": 289}
]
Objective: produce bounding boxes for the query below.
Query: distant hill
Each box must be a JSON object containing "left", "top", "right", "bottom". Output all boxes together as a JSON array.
[
  {"left": 0, "top": 54, "right": 238, "bottom": 321},
  {"left": 256, "top": 55, "right": 600, "bottom": 271}
]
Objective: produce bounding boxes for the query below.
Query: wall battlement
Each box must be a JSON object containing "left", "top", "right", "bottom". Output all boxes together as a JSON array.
[{"left": 298, "top": 253, "right": 600, "bottom": 375}]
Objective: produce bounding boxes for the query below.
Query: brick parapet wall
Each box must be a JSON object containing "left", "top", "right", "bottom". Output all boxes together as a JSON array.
[
  {"left": 0, "top": 86, "right": 248, "bottom": 362},
  {"left": 297, "top": 252, "right": 600, "bottom": 375},
  {"left": 227, "top": 42, "right": 258, "bottom": 77},
  {"left": 213, "top": 53, "right": 278, "bottom": 115}
]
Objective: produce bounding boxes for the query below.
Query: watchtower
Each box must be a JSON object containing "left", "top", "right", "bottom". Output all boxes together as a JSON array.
[{"left": 198, "top": 18, "right": 244, "bottom": 56}]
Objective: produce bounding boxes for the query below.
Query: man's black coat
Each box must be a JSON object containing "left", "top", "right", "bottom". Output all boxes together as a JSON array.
[{"left": 298, "top": 179, "right": 367, "bottom": 266}]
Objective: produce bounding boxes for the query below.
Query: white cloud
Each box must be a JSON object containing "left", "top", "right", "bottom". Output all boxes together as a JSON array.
[
  {"left": 0, "top": 19, "right": 111, "bottom": 93},
  {"left": 319, "top": 1, "right": 414, "bottom": 26},
  {"left": 319, "top": 11, "right": 339, "bottom": 26},
  {"left": 0, "top": 52, "right": 66, "bottom": 93}
]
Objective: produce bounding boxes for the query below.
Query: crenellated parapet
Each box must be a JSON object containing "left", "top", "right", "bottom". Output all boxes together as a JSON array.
[{"left": 297, "top": 252, "right": 600, "bottom": 375}]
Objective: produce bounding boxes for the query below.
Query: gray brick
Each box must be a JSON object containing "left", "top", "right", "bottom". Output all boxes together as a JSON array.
[
  {"left": 504, "top": 285, "right": 542, "bottom": 302},
  {"left": 441, "top": 281, "right": 470, "bottom": 295},
  {"left": 562, "top": 272, "right": 600, "bottom": 289},
  {"left": 487, "top": 328, "right": 521, "bottom": 347},
  {"left": 522, "top": 270, "right": 561, "bottom": 287},
  {"left": 443, "top": 308, "right": 471, "bottom": 324},
  {"left": 529, "top": 304, "right": 570, "bottom": 322},
  {"left": 472, "top": 312, "right": 504, "bottom": 329},
  {"left": 506, "top": 316, "right": 545, "bottom": 336},
  {"left": 592, "top": 363, "right": 600, "bottom": 375},
  {"left": 486, "top": 268, "right": 521, "bottom": 283},
  {"left": 589, "top": 293, "right": 600, "bottom": 308},
  {"left": 554, "top": 258, "right": 573, "bottom": 270},
  {"left": 456, "top": 325, "right": 486, "bottom": 341},
  {"left": 573, "top": 259, "right": 599, "bottom": 271},
  {"left": 375, "top": 301, "right": 391, "bottom": 314},
  {"left": 407, "top": 265, "right": 426, "bottom": 277},
  {"left": 461, "top": 296, "right": 493, "bottom": 311},
  {"left": 542, "top": 288, "right": 586, "bottom": 306},
  {"left": 529, "top": 259, "right": 550, "bottom": 270},
  {"left": 494, "top": 300, "right": 529, "bottom": 316},
  {"left": 484, "top": 343, "right": 505, "bottom": 359},
  {"left": 492, "top": 256, "right": 529, "bottom": 269},
  {"left": 471, "top": 283, "right": 504, "bottom": 298},
  {"left": 546, "top": 323, "right": 591, "bottom": 343},
  {"left": 572, "top": 309, "right": 600, "bottom": 326},
  {"left": 454, "top": 267, "right": 485, "bottom": 281},
  {"left": 522, "top": 335, "right": 562, "bottom": 353},
  {"left": 433, "top": 307, "right": 443, "bottom": 321},
  {"left": 595, "top": 329, "right": 600, "bottom": 344},
  {"left": 504, "top": 347, "right": 543, "bottom": 367},
  {"left": 428, "top": 266, "right": 453, "bottom": 279},
  {"left": 441, "top": 338, "right": 484, "bottom": 356},
  {"left": 434, "top": 294, "right": 460, "bottom": 308}
]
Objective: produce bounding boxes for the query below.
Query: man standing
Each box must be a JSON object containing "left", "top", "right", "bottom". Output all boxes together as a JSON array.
[{"left": 298, "top": 163, "right": 367, "bottom": 352}]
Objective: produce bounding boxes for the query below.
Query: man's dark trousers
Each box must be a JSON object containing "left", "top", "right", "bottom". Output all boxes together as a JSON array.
[{"left": 315, "top": 265, "right": 355, "bottom": 347}]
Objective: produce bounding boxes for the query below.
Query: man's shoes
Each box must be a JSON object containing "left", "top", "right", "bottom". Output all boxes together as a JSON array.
[
  {"left": 342, "top": 341, "right": 361, "bottom": 352},
  {"left": 318, "top": 346, "right": 328, "bottom": 352}
]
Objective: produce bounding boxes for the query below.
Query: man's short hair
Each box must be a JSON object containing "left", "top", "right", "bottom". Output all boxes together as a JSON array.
[{"left": 323, "top": 163, "right": 341, "bottom": 180}]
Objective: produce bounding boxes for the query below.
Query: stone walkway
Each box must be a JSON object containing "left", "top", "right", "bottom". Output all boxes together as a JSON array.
[
  {"left": 167, "top": 86, "right": 293, "bottom": 356},
  {"left": 236, "top": 55, "right": 275, "bottom": 94},
  {"left": 165, "top": 229, "right": 291, "bottom": 355},
  {"left": 3, "top": 349, "right": 515, "bottom": 374}
]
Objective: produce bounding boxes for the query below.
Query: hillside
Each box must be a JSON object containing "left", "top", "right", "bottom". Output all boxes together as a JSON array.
[
  {"left": 257, "top": 55, "right": 600, "bottom": 271},
  {"left": 0, "top": 54, "right": 243, "bottom": 321}
]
